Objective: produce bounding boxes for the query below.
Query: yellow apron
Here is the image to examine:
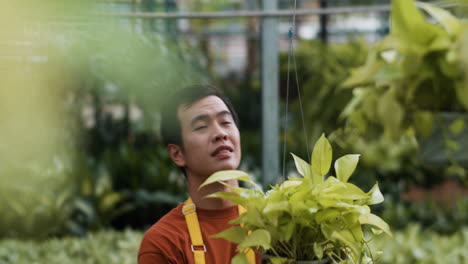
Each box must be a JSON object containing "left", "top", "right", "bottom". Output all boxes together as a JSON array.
[{"left": 183, "top": 198, "right": 256, "bottom": 264}]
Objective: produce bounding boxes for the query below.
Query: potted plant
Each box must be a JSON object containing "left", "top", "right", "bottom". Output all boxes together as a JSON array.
[
  {"left": 340, "top": 0, "right": 468, "bottom": 166},
  {"left": 199, "top": 134, "right": 392, "bottom": 264}
]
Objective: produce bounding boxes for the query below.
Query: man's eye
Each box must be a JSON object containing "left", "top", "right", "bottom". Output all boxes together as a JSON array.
[
  {"left": 222, "top": 121, "right": 232, "bottom": 125},
  {"left": 194, "top": 126, "right": 207, "bottom": 131}
]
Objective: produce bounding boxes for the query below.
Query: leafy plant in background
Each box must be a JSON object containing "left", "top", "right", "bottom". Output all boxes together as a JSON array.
[
  {"left": 1, "top": 225, "right": 466, "bottom": 264},
  {"left": 341, "top": 0, "right": 468, "bottom": 170},
  {"left": 369, "top": 224, "right": 468, "bottom": 264},
  {"left": 49, "top": 19, "right": 210, "bottom": 234},
  {"left": 280, "top": 39, "right": 369, "bottom": 160},
  {"left": 0, "top": 229, "right": 143, "bottom": 264},
  {"left": 68, "top": 115, "right": 186, "bottom": 234},
  {"left": 200, "top": 135, "right": 391, "bottom": 264},
  {"left": 381, "top": 196, "right": 468, "bottom": 235},
  {"left": 1, "top": 7, "right": 206, "bottom": 238},
  {"left": 0, "top": 57, "right": 79, "bottom": 239}
]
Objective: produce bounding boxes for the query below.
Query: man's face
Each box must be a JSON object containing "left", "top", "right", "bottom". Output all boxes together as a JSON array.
[{"left": 172, "top": 96, "right": 241, "bottom": 179}]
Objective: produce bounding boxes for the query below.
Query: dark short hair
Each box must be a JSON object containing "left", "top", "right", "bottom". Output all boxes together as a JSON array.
[{"left": 160, "top": 84, "right": 239, "bottom": 147}]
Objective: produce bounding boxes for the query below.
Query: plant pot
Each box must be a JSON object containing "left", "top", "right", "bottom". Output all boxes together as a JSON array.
[
  {"left": 294, "top": 258, "right": 331, "bottom": 264},
  {"left": 262, "top": 255, "right": 331, "bottom": 264}
]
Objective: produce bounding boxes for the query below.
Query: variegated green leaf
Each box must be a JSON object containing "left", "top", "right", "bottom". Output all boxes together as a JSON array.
[
  {"left": 238, "top": 229, "right": 271, "bottom": 251},
  {"left": 231, "top": 253, "right": 250, "bottom": 264},
  {"left": 313, "top": 242, "right": 324, "bottom": 260},
  {"left": 331, "top": 230, "right": 360, "bottom": 259},
  {"left": 212, "top": 226, "right": 247, "bottom": 244},
  {"left": 334, "top": 154, "right": 360, "bottom": 183},
  {"left": 311, "top": 134, "right": 332, "bottom": 183},
  {"left": 418, "top": 2, "right": 462, "bottom": 36},
  {"left": 367, "top": 183, "right": 384, "bottom": 205},
  {"left": 263, "top": 201, "right": 289, "bottom": 215},
  {"left": 359, "top": 213, "right": 392, "bottom": 237},
  {"left": 199, "top": 170, "right": 262, "bottom": 192},
  {"left": 291, "top": 153, "right": 311, "bottom": 180},
  {"left": 391, "top": 0, "right": 445, "bottom": 46},
  {"left": 205, "top": 192, "right": 248, "bottom": 206},
  {"left": 449, "top": 118, "right": 465, "bottom": 135},
  {"left": 455, "top": 77, "right": 468, "bottom": 110}
]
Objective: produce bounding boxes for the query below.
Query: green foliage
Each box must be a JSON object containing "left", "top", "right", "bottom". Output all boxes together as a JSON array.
[
  {"left": 201, "top": 135, "right": 391, "bottom": 263},
  {"left": 1, "top": 1, "right": 205, "bottom": 239},
  {"left": 1, "top": 226, "right": 466, "bottom": 264},
  {"left": 66, "top": 95, "right": 186, "bottom": 234},
  {"left": 341, "top": 0, "right": 468, "bottom": 140},
  {"left": 382, "top": 196, "right": 468, "bottom": 235},
  {"left": 0, "top": 229, "right": 142, "bottom": 264},
  {"left": 369, "top": 224, "right": 468, "bottom": 264},
  {"left": 42, "top": 13, "right": 204, "bottom": 234},
  {"left": 0, "top": 55, "right": 78, "bottom": 239},
  {"left": 280, "top": 39, "right": 369, "bottom": 159}
]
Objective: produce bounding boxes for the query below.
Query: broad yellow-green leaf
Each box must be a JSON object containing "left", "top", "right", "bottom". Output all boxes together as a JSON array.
[
  {"left": 238, "top": 229, "right": 271, "bottom": 251},
  {"left": 341, "top": 51, "right": 383, "bottom": 88},
  {"left": 278, "top": 220, "right": 295, "bottom": 242},
  {"left": 291, "top": 153, "right": 311, "bottom": 180},
  {"left": 313, "top": 242, "right": 324, "bottom": 260},
  {"left": 367, "top": 183, "right": 384, "bottom": 205},
  {"left": 230, "top": 208, "right": 266, "bottom": 228},
  {"left": 427, "top": 34, "right": 451, "bottom": 52},
  {"left": 413, "top": 111, "right": 434, "bottom": 138},
  {"left": 445, "top": 138, "right": 460, "bottom": 151},
  {"left": 418, "top": 2, "right": 462, "bottom": 36},
  {"left": 199, "top": 170, "right": 262, "bottom": 192},
  {"left": 449, "top": 118, "right": 465, "bottom": 135},
  {"left": 280, "top": 179, "right": 302, "bottom": 189},
  {"left": 377, "top": 88, "right": 403, "bottom": 139},
  {"left": 391, "top": 0, "right": 445, "bottom": 46},
  {"left": 311, "top": 134, "right": 332, "bottom": 183},
  {"left": 231, "top": 253, "right": 249, "bottom": 264},
  {"left": 455, "top": 81, "right": 468, "bottom": 110},
  {"left": 205, "top": 192, "right": 248, "bottom": 206},
  {"left": 212, "top": 226, "right": 247, "bottom": 243},
  {"left": 316, "top": 209, "right": 340, "bottom": 223},
  {"left": 263, "top": 201, "right": 289, "bottom": 215},
  {"left": 215, "top": 181, "right": 249, "bottom": 194},
  {"left": 371, "top": 228, "right": 383, "bottom": 235},
  {"left": 340, "top": 88, "right": 369, "bottom": 119},
  {"left": 334, "top": 154, "right": 360, "bottom": 183},
  {"left": 359, "top": 213, "right": 392, "bottom": 237},
  {"left": 334, "top": 203, "right": 370, "bottom": 215},
  {"left": 331, "top": 230, "right": 360, "bottom": 259}
]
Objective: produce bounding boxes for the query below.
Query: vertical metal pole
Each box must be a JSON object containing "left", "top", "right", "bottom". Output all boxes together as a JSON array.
[
  {"left": 319, "top": 0, "right": 329, "bottom": 43},
  {"left": 261, "top": 0, "right": 279, "bottom": 187}
]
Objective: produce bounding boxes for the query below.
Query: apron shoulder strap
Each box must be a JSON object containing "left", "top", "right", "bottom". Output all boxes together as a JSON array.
[
  {"left": 183, "top": 197, "right": 206, "bottom": 264},
  {"left": 184, "top": 198, "right": 256, "bottom": 264}
]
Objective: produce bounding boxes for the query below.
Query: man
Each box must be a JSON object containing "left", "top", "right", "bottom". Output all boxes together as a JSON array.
[{"left": 138, "top": 85, "right": 259, "bottom": 264}]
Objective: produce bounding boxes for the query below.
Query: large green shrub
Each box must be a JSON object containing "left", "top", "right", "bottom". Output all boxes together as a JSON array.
[
  {"left": 370, "top": 224, "right": 468, "bottom": 264},
  {"left": 1, "top": 226, "right": 466, "bottom": 264},
  {"left": 0, "top": 229, "right": 142, "bottom": 264},
  {"left": 280, "top": 39, "right": 369, "bottom": 160}
]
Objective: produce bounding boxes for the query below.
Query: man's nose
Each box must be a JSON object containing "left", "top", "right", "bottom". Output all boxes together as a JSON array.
[{"left": 212, "top": 125, "right": 228, "bottom": 142}]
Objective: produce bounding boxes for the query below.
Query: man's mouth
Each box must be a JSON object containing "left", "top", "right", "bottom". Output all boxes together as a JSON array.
[{"left": 211, "top": 145, "right": 233, "bottom": 157}]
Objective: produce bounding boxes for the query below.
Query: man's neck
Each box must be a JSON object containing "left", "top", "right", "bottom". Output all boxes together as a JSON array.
[{"left": 187, "top": 173, "right": 238, "bottom": 210}]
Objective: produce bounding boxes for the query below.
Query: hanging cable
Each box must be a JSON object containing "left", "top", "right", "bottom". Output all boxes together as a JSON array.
[{"left": 282, "top": 0, "right": 311, "bottom": 180}]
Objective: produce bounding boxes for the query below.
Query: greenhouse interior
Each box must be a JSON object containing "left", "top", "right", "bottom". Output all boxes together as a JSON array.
[{"left": 0, "top": 0, "right": 467, "bottom": 263}]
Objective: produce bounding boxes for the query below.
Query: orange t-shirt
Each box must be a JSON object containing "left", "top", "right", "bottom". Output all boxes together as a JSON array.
[{"left": 138, "top": 203, "right": 261, "bottom": 264}]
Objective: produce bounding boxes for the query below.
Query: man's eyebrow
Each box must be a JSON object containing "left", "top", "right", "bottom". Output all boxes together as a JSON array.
[
  {"left": 190, "top": 114, "right": 209, "bottom": 127},
  {"left": 217, "top": 110, "right": 232, "bottom": 118},
  {"left": 190, "top": 111, "right": 232, "bottom": 127}
]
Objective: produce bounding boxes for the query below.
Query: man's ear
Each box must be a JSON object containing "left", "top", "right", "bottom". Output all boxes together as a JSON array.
[{"left": 167, "top": 144, "right": 186, "bottom": 168}]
